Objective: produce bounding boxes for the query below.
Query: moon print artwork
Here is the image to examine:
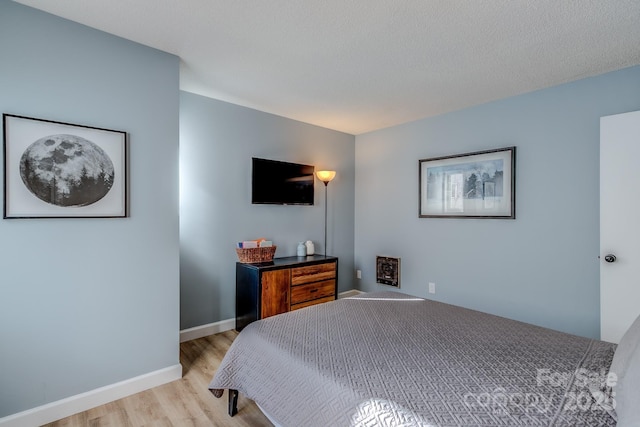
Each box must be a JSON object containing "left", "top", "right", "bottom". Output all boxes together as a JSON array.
[
  {"left": 20, "top": 134, "right": 115, "bottom": 207},
  {"left": 3, "top": 114, "right": 127, "bottom": 218}
]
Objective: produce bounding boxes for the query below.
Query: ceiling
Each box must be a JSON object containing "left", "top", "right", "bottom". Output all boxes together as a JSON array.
[{"left": 14, "top": 0, "right": 640, "bottom": 135}]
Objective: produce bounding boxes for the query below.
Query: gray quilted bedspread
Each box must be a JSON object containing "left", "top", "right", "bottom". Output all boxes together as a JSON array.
[{"left": 209, "top": 291, "right": 616, "bottom": 426}]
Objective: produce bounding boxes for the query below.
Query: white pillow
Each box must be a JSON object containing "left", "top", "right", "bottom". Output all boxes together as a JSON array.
[
  {"left": 609, "top": 314, "right": 640, "bottom": 424},
  {"left": 615, "top": 340, "right": 640, "bottom": 425},
  {"left": 609, "top": 314, "right": 640, "bottom": 382}
]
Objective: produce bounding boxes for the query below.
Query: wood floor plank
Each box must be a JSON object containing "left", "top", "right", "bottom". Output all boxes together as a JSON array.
[
  {"left": 87, "top": 408, "right": 132, "bottom": 427},
  {"left": 121, "top": 388, "right": 165, "bottom": 425},
  {"left": 151, "top": 378, "right": 206, "bottom": 424},
  {"left": 42, "top": 332, "right": 272, "bottom": 427}
]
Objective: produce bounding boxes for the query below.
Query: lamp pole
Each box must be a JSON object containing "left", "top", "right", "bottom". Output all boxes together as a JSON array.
[
  {"left": 316, "top": 170, "right": 336, "bottom": 256},
  {"left": 323, "top": 180, "right": 329, "bottom": 255}
]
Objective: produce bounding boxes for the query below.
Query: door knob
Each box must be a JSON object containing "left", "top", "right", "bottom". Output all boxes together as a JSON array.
[{"left": 604, "top": 254, "right": 617, "bottom": 263}]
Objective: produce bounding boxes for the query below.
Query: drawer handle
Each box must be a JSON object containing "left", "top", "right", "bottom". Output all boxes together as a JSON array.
[{"left": 309, "top": 289, "right": 318, "bottom": 293}]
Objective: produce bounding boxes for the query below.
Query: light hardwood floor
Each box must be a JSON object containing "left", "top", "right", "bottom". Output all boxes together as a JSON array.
[{"left": 43, "top": 331, "right": 273, "bottom": 427}]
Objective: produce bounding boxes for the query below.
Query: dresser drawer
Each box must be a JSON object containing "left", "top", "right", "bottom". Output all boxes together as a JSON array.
[
  {"left": 291, "top": 295, "right": 335, "bottom": 311},
  {"left": 291, "top": 262, "right": 336, "bottom": 285},
  {"left": 290, "top": 279, "right": 335, "bottom": 304}
]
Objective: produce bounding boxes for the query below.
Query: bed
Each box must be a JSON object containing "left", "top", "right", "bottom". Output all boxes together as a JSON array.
[{"left": 209, "top": 291, "right": 640, "bottom": 426}]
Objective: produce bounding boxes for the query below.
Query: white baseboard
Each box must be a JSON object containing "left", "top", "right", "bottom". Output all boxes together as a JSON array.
[
  {"left": 339, "top": 289, "right": 364, "bottom": 298},
  {"left": 0, "top": 364, "right": 182, "bottom": 427},
  {"left": 179, "top": 318, "right": 235, "bottom": 342}
]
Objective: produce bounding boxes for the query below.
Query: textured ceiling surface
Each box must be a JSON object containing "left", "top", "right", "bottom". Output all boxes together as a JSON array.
[{"left": 14, "top": 0, "right": 640, "bottom": 135}]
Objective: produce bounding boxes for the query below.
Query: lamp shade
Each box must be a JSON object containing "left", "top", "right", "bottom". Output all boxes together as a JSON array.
[{"left": 316, "top": 170, "right": 336, "bottom": 183}]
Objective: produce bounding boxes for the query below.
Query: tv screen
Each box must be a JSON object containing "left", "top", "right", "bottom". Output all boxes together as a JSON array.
[{"left": 252, "top": 158, "right": 314, "bottom": 205}]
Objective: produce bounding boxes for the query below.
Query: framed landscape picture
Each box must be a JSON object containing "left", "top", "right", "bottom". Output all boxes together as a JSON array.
[
  {"left": 3, "top": 114, "right": 127, "bottom": 218},
  {"left": 419, "top": 146, "right": 515, "bottom": 219}
]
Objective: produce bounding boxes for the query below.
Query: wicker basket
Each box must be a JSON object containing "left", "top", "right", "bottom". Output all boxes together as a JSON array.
[{"left": 235, "top": 246, "right": 277, "bottom": 263}]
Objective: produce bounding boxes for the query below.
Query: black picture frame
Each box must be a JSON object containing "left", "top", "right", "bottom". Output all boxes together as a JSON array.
[
  {"left": 3, "top": 114, "right": 128, "bottom": 218},
  {"left": 419, "top": 146, "right": 515, "bottom": 219}
]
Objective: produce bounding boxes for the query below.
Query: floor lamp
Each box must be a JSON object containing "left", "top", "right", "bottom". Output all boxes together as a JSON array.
[{"left": 316, "top": 170, "right": 336, "bottom": 255}]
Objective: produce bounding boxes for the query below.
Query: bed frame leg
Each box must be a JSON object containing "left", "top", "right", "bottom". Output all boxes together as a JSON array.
[{"left": 228, "top": 389, "right": 239, "bottom": 416}]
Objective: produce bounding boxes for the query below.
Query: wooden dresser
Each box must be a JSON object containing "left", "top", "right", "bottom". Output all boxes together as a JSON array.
[{"left": 235, "top": 255, "right": 338, "bottom": 331}]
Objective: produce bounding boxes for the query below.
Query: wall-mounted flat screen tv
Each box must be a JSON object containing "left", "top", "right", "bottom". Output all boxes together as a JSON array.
[{"left": 252, "top": 158, "right": 314, "bottom": 205}]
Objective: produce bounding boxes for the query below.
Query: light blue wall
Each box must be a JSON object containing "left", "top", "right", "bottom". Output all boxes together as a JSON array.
[
  {"left": 0, "top": 2, "right": 180, "bottom": 418},
  {"left": 180, "top": 92, "right": 355, "bottom": 329},
  {"left": 355, "top": 66, "right": 640, "bottom": 339}
]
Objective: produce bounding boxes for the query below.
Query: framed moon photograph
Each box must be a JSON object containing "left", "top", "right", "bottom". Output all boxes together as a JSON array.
[{"left": 3, "top": 114, "right": 127, "bottom": 218}]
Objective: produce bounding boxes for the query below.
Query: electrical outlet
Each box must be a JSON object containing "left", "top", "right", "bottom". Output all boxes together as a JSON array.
[
  {"left": 356, "top": 270, "right": 362, "bottom": 279},
  {"left": 428, "top": 282, "right": 436, "bottom": 294}
]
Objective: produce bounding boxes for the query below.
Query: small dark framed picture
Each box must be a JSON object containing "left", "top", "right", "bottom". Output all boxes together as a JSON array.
[
  {"left": 376, "top": 256, "right": 400, "bottom": 288},
  {"left": 3, "top": 114, "right": 127, "bottom": 218},
  {"left": 419, "top": 146, "right": 515, "bottom": 219}
]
